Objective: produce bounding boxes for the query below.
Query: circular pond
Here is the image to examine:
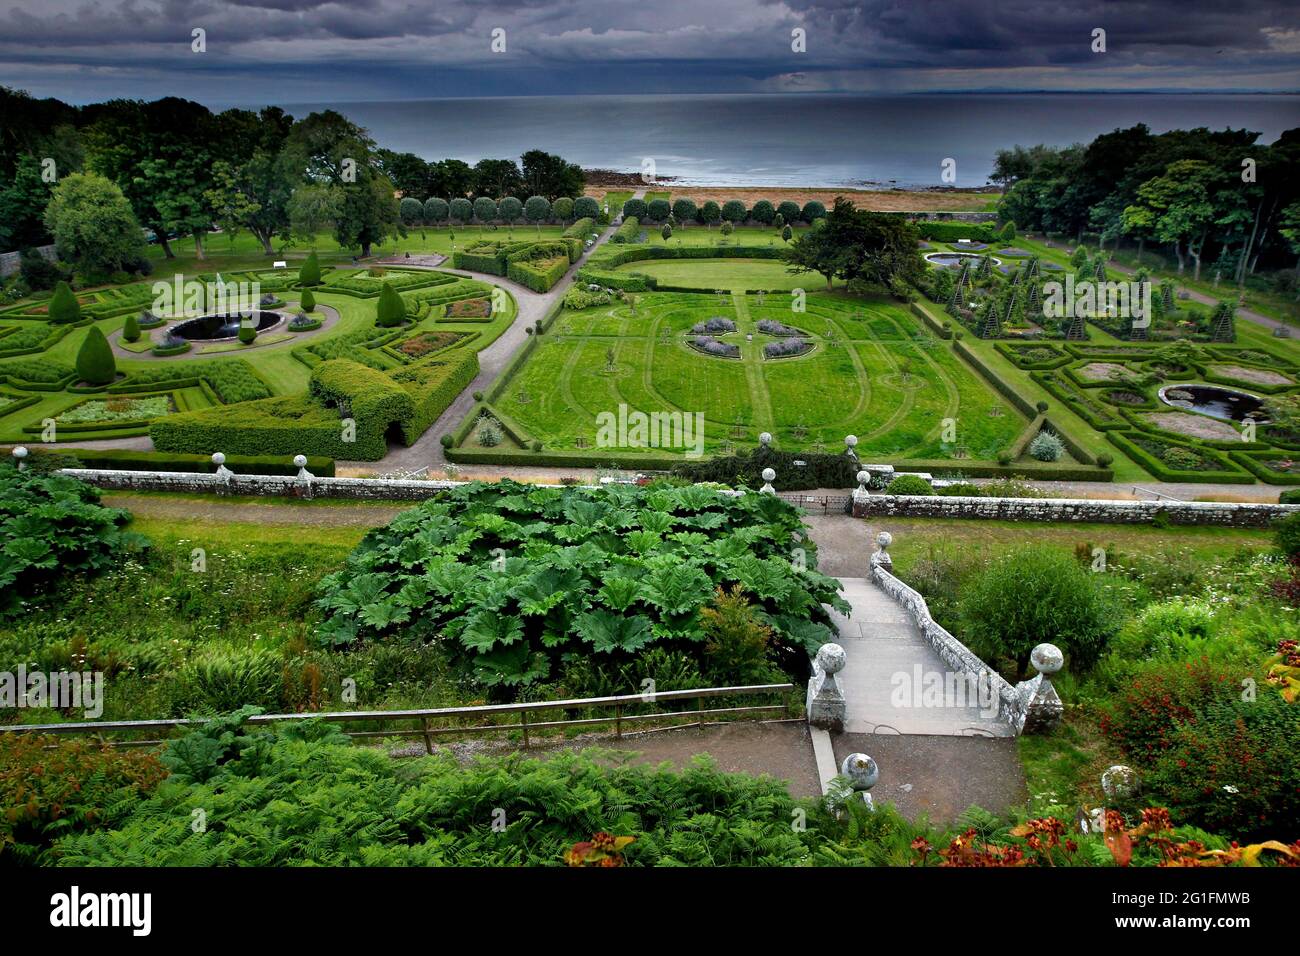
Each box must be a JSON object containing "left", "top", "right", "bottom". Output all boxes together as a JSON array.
[
  {"left": 924, "top": 251, "right": 1001, "bottom": 269},
  {"left": 1157, "top": 383, "right": 1269, "bottom": 423},
  {"left": 171, "top": 310, "right": 284, "bottom": 341}
]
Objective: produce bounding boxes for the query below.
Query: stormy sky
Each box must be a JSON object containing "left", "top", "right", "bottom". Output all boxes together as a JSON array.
[{"left": 0, "top": 0, "right": 1296, "bottom": 105}]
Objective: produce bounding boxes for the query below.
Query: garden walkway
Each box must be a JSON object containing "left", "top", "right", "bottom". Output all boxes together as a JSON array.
[{"left": 826, "top": 576, "right": 1014, "bottom": 737}]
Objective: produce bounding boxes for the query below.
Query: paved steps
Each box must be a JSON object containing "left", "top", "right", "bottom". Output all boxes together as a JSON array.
[{"left": 829, "top": 577, "right": 1013, "bottom": 738}]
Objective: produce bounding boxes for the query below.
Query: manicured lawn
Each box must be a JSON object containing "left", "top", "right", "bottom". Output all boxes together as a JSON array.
[
  {"left": 613, "top": 257, "right": 837, "bottom": 291},
  {"left": 490, "top": 291, "right": 1025, "bottom": 459}
]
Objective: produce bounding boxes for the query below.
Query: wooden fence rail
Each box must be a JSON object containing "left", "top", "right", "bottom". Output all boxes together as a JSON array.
[{"left": 0, "top": 683, "right": 797, "bottom": 753}]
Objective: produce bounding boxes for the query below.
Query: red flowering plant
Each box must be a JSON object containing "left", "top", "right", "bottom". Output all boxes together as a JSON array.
[
  {"left": 1266, "top": 638, "right": 1299, "bottom": 703},
  {"left": 1099, "top": 658, "right": 1240, "bottom": 760},
  {"left": 564, "top": 832, "right": 636, "bottom": 867}
]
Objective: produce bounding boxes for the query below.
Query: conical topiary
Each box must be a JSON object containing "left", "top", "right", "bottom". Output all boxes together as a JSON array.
[
  {"left": 48, "top": 281, "right": 82, "bottom": 324},
  {"left": 376, "top": 282, "right": 405, "bottom": 327},
  {"left": 122, "top": 313, "right": 141, "bottom": 342},
  {"left": 299, "top": 251, "right": 322, "bottom": 287},
  {"left": 300, "top": 288, "right": 316, "bottom": 312},
  {"left": 76, "top": 326, "right": 117, "bottom": 385}
]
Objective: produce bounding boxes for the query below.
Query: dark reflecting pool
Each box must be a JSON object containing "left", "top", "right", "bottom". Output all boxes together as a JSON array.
[
  {"left": 172, "top": 311, "right": 282, "bottom": 341},
  {"left": 924, "top": 252, "right": 1001, "bottom": 269},
  {"left": 1158, "top": 383, "right": 1269, "bottom": 423}
]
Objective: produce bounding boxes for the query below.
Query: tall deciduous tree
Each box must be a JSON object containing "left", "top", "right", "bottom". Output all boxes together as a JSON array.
[{"left": 43, "top": 172, "right": 143, "bottom": 280}]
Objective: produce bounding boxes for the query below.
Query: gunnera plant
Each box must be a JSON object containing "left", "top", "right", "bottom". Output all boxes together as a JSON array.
[{"left": 1028, "top": 431, "right": 1065, "bottom": 462}]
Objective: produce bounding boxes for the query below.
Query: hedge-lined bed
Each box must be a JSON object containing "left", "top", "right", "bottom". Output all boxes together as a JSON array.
[{"left": 4, "top": 445, "right": 336, "bottom": 476}]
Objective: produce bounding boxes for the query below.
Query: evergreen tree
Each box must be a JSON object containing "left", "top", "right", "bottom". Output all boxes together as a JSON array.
[
  {"left": 75, "top": 326, "right": 116, "bottom": 385},
  {"left": 48, "top": 281, "right": 82, "bottom": 324}
]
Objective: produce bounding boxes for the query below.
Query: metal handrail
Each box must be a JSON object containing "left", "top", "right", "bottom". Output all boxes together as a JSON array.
[{"left": 0, "top": 683, "right": 797, "bottom": 751}]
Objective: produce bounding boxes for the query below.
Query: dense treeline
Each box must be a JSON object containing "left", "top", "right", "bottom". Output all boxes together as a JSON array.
[
  {"left": 993, "top": 124, "right": 1300, "bottom": 285},
  {"left": 0, "top": 86, "right": 585, "bottom": 279}
]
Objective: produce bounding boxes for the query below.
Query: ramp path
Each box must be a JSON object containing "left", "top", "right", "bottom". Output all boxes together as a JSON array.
[{"left": 828, "top": 577, "right": 1013, "bottom": 737}]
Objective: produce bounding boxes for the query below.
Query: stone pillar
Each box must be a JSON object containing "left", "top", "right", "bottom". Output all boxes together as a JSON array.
[
  {"left": 11, "top": 446, "right": 27, "bottom": 471},
  {"left": 870, "top": 531, "right": 893, "bottom": 573},
  {"left": 806, "top": 642, "right": 846, "bottom": 730},
  {"left": 1016, "top": 642, "right": 1064, "bottom": 734},
  {"left": 211, "top": 452, "right": 234, "bottom": 491},
  {"left": 851, "top": 470, "right": 870, "bottom": 517},
  {"left": 759, "top": 467, "right": 776, "bottom": 495}
]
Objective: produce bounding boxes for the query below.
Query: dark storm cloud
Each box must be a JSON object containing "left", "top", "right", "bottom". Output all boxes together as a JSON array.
[{"left": 0, "top": 0, "right": 1294, "bottom": 103}]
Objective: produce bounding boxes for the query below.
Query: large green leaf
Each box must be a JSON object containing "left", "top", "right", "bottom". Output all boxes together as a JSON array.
[
  {"left": 460, "top": 609, "right": 525, "bottom": 652},
  {"left": 576, "top": 610, "right": 656, "bottom": 653},
  {"left": 640, "top": 563, "right": 714, "bottom": 616}
]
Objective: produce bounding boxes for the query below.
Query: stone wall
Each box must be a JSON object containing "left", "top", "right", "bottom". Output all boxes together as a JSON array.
[
  {"left": 0, "top": 244, "right": 56, "bottom": 278},
  {"left": 856, "top": 493, "right": 1296, "bottom": 528},
  {"left": 61, "top": 468, "right": 463, "bottom": 501},
  {"left": 869, "top": 559, "right": 1027, "bottom": 732}
]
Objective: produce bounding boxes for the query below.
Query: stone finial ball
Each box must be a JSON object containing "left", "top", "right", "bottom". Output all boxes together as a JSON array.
[
  {"left": 840, "top": 753, "right": 879, "bottom": 791},
  {"left": 844, "top": 434, "right": 858, "bottom": 448},
  {"left": 815, "top": 642, "right": 846, "bottom": 675},
  {"left": 293, "top": 455, "right": 308, "bottom": 467},
  {"left": 856, "top": 470, "right": 870, "bottom": 485},
  {"left": 1101, "top": 765, "right": 1141, "bottom": 801},
  {"left": 12, "top": 446, "right": 27, "bottom": 459},
  {"left": 211, "top": 452, "right": 226, "bottom": 465},
  {"left": 876, "top": 531, "right": 893, "bottom": 549},
  {"left": 761, "top": 468, "right": 776, "bottom": 481},
  {"left": 759, "top": 431, "right": 773, "bottom": 446},
  {"left": 1030, "top": 643, "right": 1064, "bottom": 675}
]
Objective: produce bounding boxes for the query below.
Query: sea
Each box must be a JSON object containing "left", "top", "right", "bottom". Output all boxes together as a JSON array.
[{"left": 266, "top": 93, "right": 1300, "bottom": 190}]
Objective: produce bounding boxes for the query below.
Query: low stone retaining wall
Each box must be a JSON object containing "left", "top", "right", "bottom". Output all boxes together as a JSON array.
[
  {"left": 854, "top": 493, "right": 1296, "bottom": 528},
  {"left": 60, "top": 468, "right": 463, "bottom": 501},
  {"left": 0, "top": 244, "right": 55, "bottom": 277}
]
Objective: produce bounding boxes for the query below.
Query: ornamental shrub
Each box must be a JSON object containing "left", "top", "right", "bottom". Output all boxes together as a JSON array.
[
  {"left": 1000, "top": 221, "right": 1017, "bottom": 241},
  {"left": 473, "top": 196, "right": 498, "bottom": 224},
  {"left": 750, "top": 200, "right": 775, "bottom": 225},
  {"left": 552, "top": 197, "right": 574, "bottom": 222},
  {"left": 622, "top": 198, "right": 647, "bottom": 221},
  {"left": 495, "top": 196, "right": 523, "bottom": 225},
  {"left": 572, "top": 196, "right": 600, "bottom": 221},
  {"left": 75, "top": 326, "right": 116, "bottom": 385},
  {"left": 423, "top": 197, "right": 449, "bottom": 223},
  {"left": 299, "top": 251, "right": 322, "bottom": 287},
  {"left": 1028, "top": 431, "right": 1064, "bottom": 462},
  {"left": 661, "top": 224, "right": 673, "bottom": 241},
  {"left": 376, "top": 282, "right": 406, "bottom": 327},
  {"left": 701, "top": 201, "right": 721, "bottom": 227},
  {"left": 1275, "top": 512, "right": 1300, "bottom": 559},
  {"left": 449, "top": 198, "right": 473, "bottom": 225},
  {"left": 777, "top": 201, "right": 801, "bottom": 225},
  {"left": 48, "top": 281, "right": 81, "bottom": 324},
  {"left": 721, "top": 200, "right": 747, "bottom": 223},
  {"left": 122, "top": 313, "right": 141, "bottom": 343},
  {"left": 672, "top": 198, "right": 697, "bottom": 224},
  {"left": 646, "top": 199, "right": 670, "bottom": 222},
  {"left": 238, "top": 324, "right": 257, "bottom": 345},
  {"left": 958, "top": 545, "right": 1118, "bottom": 675},
  {"left": 300, "top": 288, "right": 316, "bottom": 312},
  {"left": 524, "top": 195, "right": 551, "bottom": 225},
  {"left": 720, "top": 222, "right": 734, "bottom": 237},
  {"left": 399, "top": 196, "right": 423, "bottom": 226},
  {"left": 477, "top": 420, "right": 503, "bottom": 447},
  {"left": 885, "top": 475, "right": 934, "bottom": 496},
  {"left": 801, "top": 200, "right": 826, "bottom": 223},
  {"left": 1145, "top": 693, "right": 1300, "bottom": 839}
]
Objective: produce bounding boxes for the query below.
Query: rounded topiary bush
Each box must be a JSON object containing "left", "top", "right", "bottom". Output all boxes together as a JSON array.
[
  {"left": 885, "top": 475, "right": 934, "bottom": 496},
  {"left": 376, "top": 282, "right": 405, "bottom": 328},
  {"left": 75, "top": 326, "right": 116, "bottom": 386},
  {"left": 299, "top": 251, "right": 322, "bottom": 287},
  {"left": 1028, "top": 431, "right": 1065, "bottom": 462},
  {"left": 237, "top": 324, "right": 257, "bottom": 345},
  {"left": 48, "top": 281, "right": 82, "bottom": 325},
  {"left": 439, "top": 434, "right": 453, "bottom": 448},
  {"left": 959, "top": 545, "right": 1118, "bottom": 675},
  {"left": 1096, "top": 453, "right": 1114, "bottom": 468}
]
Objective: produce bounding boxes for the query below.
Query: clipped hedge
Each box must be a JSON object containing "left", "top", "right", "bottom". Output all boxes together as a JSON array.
[
  {"left": 507, "top": 255, "right": 569, "bottom": 292},
  {"left": 152, "top": 395, "right": 363, "bottom": 460},
  {"left": 391, "top": 351, "right": 479, "bottom": 441},
  {"left": 611, "top": 217, "right": 641, "bottom": 244},
  {"left": 952, "top": 339, "right": 1039, "bottom": 419},
  {"left": 1106, "top": 431, "right": 1254, "bottom": 484},
  {"left": 911, "top": 302, "right": 953, "bottom": 340},
  {"left": 915, "top": 221, "right": 996, "bottom": 243},
  {"left": 673, "top": 445, "right": 858, "bottom": 491},
  {"left": 563, "top": 217, "right": 597, "bottom": 238},
  {"left": 309, "top": 359, "right": 415, "bottom": 456}
]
